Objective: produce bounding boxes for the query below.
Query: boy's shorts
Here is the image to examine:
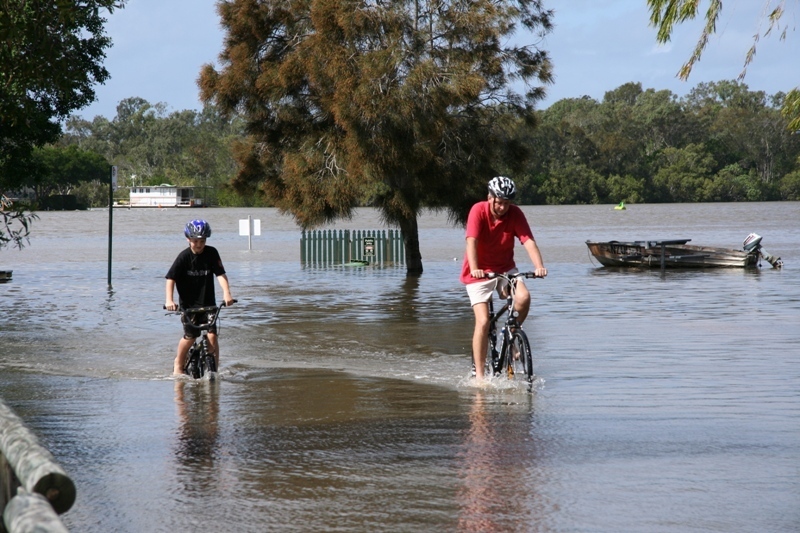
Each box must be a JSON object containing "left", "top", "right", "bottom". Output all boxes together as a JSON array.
[
  {"left": 182, "top": 311, "right": 217, "bottom": 339},
  {"left": 465, "top": 269, "right": 518, "bottom": 306}
]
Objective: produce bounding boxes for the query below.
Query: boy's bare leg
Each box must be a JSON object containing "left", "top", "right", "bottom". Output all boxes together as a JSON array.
[
  {"left": 173, "top": 337, "right": 195, "bottom": 375},
  {"left": 207, "top": 332, "right": 220, "bottom": 370}
]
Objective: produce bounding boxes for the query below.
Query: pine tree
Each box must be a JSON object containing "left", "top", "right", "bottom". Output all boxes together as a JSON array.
[{"left": 200, "top": 0, "right": 553, "bottom": 274}]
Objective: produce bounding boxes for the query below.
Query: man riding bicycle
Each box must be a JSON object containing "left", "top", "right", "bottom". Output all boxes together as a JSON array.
[
  {"left": 460, "top": 177, "right": 547, "bottom": 380},
  {"left": 165, "top": 219, "right": 235, "bottom": 376}
]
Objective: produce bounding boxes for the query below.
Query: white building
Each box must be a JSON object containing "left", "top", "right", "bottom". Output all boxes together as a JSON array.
[{"left": 128, "top": 184, "right": 204, "bottom": 207}]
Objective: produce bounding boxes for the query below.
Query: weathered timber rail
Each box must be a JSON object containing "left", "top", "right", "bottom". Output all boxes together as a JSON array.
[
  {"left": 0, "top": 399, "right": 74, "bottom": 532},
  {"left": 300, "top": 229, "right": 405, "bottom": 266}
]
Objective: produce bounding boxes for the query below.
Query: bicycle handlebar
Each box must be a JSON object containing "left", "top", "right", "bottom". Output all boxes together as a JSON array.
[
  {"left": 164, "top": 299, "right": 238, "bottom": 330},
  {"left": 163, "top": 299, "right": 238, "bottom": 312},
  {"left": 486, "top": 271, "right": 541, "bottom": 280}
]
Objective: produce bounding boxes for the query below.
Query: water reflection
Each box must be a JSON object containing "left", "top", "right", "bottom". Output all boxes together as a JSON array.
[
  {"left": 173, "top": 380, "right": 220, "bottom": 488},
  {"left": 382, "top": 271, "right": 423, "bottom": 322},
  {"left": 457, "top": 391, "right": 549, "bottom": 532}
]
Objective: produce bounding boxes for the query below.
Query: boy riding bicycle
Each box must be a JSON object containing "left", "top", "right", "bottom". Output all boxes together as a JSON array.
[{"left": 165, "top": 219, "right": 235, "bottom": 376}]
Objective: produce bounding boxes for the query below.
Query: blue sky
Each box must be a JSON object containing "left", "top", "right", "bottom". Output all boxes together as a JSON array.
[{"left": 75, "top": 0, "right": 799, "bottom": 120}]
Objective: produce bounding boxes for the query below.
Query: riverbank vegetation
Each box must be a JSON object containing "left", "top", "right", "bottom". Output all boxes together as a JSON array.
[{"left": 47, "top": 79, "right": 800, "bottom": 211}]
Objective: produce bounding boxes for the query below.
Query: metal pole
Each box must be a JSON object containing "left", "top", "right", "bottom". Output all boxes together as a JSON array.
[{"left": 108, "top": 166, "right": 116, "bottom": 288}]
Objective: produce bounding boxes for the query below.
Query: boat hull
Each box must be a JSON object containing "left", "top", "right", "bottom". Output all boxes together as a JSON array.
[{"left": 586, "top": 240, "right": 758, "bottom": 268}]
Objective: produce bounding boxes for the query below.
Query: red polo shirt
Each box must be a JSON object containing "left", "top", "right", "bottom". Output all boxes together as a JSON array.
[{"left": 460, "top": 201, "right": 534, "bottom": 284}]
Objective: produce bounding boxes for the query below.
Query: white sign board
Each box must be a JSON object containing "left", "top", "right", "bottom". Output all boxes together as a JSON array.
[
  {"left": 239, "top": 218, "right": 262, "bottom": 236},
  {"left": 239, "top": 218, "right": 261, "bottom": 250}
]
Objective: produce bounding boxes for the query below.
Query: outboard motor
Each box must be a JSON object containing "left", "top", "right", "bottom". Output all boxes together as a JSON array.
[{"left": 743, "top": 233, "right": 783, "bottom": 268}]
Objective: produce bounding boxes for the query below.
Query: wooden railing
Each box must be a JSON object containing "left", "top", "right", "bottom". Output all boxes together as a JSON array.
[
  {"left": 0, "top": 400, "right": 74, "bottom": 532},
  {"left": 300, "top": 229, "right": 405, "bottom": 266}
]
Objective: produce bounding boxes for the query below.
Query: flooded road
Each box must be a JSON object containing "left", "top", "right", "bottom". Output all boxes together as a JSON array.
[{"left": 1, "top": 203, "right": 799, "bottom": 531}]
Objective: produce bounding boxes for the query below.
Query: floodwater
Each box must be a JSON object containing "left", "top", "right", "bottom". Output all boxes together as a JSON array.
[{"left": 1, "top": 202, "right": 799, "bottom": 532}]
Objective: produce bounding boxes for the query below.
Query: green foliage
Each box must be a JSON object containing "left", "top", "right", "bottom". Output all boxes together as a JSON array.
[
  {"left": 704, "top": 164, "right": 762, "bottom": 202},
  {"left": 606, "top": 174, "right": 646, "bottom": 204},
  {"left": 518, "top": 80, "right": 800, "bottom": 205},
  {"left": 652, "top": 144, "right": 715, "bottom": 202},
  {"left": 0, "top": 200, "right": 38, "bottom": 251},
  {"left": 215, "top": 183, "right": 273, "bottom": 207},
  {"left": 782, "top": 89, "right": 800, "bottom": 133},
  {"left": 72, "top": 181, "right": 110, "bottom": 208},
  {"left": 0, "top": 0, "right": 122, "bottom": 175},
  {"left": 28, "top": 145, "right": 109, "bottom": 202},
  {"left": 63, "top": 98, "right": 245, "bottom": 206},
  {"left": 41, "top": 80, "right": 799, "bottom": 213},
  {"left": 539, "top": 164, "right": 606, "bottom": 205},
  {"left": 778, "top": 170, "right": 800, "bottom": 200},
  {"left": 646, "top": 0, "right": 798, "bottom": 131}
]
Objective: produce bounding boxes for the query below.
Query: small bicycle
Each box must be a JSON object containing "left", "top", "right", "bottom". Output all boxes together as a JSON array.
[
  {"left": 167, "top": 301, "right": 235, "bottom": 379},
  {"left": 480, "top": 272, "right": 539, "bottom": 383}
]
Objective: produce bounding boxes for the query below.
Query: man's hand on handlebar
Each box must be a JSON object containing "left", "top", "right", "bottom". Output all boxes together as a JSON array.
[{"left": 470, "top": 269, "right": 487, "bottom": 279}]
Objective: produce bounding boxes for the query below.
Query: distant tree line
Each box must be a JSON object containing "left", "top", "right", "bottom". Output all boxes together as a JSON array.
[
  {"left": 515, "top": 80, "right": 800, "bottom": 204},
  {"left": 3, "top": 81, "right": 799, "bottom": 211},
  {"left": 39, "top": 80, "right": 799, "bottom": 209},
  {"left": 60, "top": 97, "right": 249, "bottom": 207}
]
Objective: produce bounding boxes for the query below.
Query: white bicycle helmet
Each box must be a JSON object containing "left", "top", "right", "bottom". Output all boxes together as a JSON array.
[{"left": 488, "top": 176, "right": 516, "bottom": 200}]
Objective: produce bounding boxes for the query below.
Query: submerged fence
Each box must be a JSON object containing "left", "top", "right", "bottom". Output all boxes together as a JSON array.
[{"left": 301, "top": 229, "right": 405, "bottom": 266}]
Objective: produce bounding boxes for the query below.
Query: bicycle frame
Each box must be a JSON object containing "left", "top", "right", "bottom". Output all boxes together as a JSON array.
[
  {"left": 484, "top": 272, "right": 538, "bottom": 382},
  {"left": 185, "top": 306, "right": 219, "bottom": 373},
  {"left": 166, "top": 301, "right": 235, "bottom": 379}
]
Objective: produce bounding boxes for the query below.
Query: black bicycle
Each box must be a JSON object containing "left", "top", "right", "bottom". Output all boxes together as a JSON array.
[
  {"left": 482, "top": 272, "right": 539, "bottom": 383},
  {"left": 168, "top": 301, "right": 235, "bottom": 379}
]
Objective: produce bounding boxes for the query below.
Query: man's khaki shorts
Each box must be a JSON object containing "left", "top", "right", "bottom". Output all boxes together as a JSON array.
[{"left": 465, "top": 270, "right": 518, "bottom": 306}]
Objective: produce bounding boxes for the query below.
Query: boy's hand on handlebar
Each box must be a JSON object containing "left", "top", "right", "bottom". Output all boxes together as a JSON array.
[
  {"left": 223, "top": 298, "right": 237, "bottom": 307},
  {"left": 533, "top": 266, "right": 547, "bottom": 278},
  {"left": 165, "top": 301, "right": 178, "bottom": 311},
  {"left": 470, "top": 269, "right": 487, "bottom": 279}
]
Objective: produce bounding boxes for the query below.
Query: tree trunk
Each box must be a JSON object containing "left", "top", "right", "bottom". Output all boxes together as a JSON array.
[{"left": 399, "top": 214, "right": 423, "bottom": 275}]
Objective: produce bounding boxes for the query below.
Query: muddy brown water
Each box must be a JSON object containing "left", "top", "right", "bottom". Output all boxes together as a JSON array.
[{"left": 1, "top": 203, "right": 798, "bottom": 532}]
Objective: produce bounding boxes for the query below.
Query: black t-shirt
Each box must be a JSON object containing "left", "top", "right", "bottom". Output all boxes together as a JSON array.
[{"left": 165, "top": 246, "right": 226, "bottom": 308}]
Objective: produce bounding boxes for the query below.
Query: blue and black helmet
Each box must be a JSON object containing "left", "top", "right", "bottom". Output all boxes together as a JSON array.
[{"left": 184, "top": 219, "right": 212, "bottom": 239}]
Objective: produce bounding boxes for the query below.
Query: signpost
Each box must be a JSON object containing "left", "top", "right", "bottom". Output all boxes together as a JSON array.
[
  {"left": 363, "top": 237, "right": 375, "bottom": 258},
  {"left": 239, "top": 216, "right": 261, "bottom": 250},
  {"left": 107, "top": 166, "right": 117, "bottom": 288}
]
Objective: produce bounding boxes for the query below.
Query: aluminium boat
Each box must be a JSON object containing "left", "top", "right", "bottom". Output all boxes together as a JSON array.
[{"left": 585, "top": 234, "right": 782, "bottom": 269}]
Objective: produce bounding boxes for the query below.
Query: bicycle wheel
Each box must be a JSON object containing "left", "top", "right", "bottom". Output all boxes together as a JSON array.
[
  {"left": 186, "top": 347, "right": 201, "bottom": 379},
  {"left": 505, "top": 329, "right": 534, "bottom": 382},
  {"left": 204, "top": 353, "right": 216, "bottom": 374}
]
